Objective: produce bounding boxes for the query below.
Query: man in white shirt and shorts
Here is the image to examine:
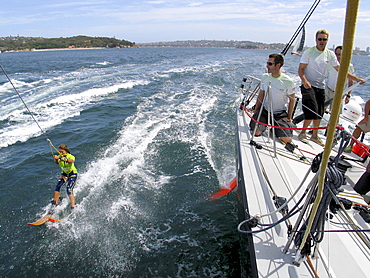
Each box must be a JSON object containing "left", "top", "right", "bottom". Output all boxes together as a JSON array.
[
  {"left": 250, "top": 53, "right": 296, "bottom": 145},
  {"left": 297, "top": 29, "right": 364, "bottom": 146}
]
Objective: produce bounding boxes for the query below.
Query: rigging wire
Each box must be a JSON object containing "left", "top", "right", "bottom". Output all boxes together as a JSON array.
[
  {"left": 0, "top": 64, "right": 58, "bottom": 154},
  {"left": 281, "top": 0, "right": 321, "bottom": 56}
]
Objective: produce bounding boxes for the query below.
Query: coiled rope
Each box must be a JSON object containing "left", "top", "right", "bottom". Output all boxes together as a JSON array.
[{"left": 294, "top": 162, "right": 343, "bottom": 249}]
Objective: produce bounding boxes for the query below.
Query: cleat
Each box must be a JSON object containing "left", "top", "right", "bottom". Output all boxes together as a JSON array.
[{"left": 285, "top": 142, "right": 297, "bottom": 153}]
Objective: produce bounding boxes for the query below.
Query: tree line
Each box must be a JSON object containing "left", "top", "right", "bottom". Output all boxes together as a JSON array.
[
  {"left": 138, "top": 39, "right": 285, "bottom": 50},
  {"left": 0, "top": 36, "right": 137, "bottom": 52}
]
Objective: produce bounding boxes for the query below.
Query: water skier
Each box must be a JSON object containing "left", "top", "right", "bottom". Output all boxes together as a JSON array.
[{"left": 52, "top": 144, "right": 77, "bottom": 210}]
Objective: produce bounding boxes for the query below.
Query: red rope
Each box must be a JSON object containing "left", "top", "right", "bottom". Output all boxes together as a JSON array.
[
  {"left": 241, "top": 104, "right": 370, "bottom": 157},
  {"left": 242, "top": 104, "right": 345, "bottom": 131}
]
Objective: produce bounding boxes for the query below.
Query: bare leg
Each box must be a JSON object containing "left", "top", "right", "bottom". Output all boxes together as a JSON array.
[
  {"left": 349, "top": 127, "right": 362, "bottom": 147},
  {"left": 254, "top": 130, "right": 262, "bottom": 136},
  {"left": 300, "top": 119, "right": 312, "bottom": 135},
  {"left": 69, "top": 194, "right": 76, "bottom": 208},
  {"left": 279, "top": 137, "right": 292, "bottom": 144},
  {"left": 312, "top": 119, "right": 321, "bottom": 138},
  {"left": 53, "top": 191, "right": 61, "bottom": 204}
]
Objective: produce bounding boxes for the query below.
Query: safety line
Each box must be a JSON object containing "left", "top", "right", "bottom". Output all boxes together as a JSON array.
[{"left": 241, "top": 104, "right": 343, "bottom": 131}]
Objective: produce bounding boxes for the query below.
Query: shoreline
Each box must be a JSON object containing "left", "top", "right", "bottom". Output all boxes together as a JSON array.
[
  {"left": 2, "top": 46, "right": 138, "bottom": 53},
  {"left": 33, "top": 47, "right": 106, "bottom": 52}
]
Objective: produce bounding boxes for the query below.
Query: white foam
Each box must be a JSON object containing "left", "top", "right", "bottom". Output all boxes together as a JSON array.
[
  {"left": 96, "top": 61, "right": 111, "bottom": 66},
  {"left": 0, "top": 80, "right": 149, "bottom": 148},
  {"left": 72, "top": 76, "right": 224, "bottom": 217},
  {"left": 107, "top": 197, "right": 137, "bottom": 221}
]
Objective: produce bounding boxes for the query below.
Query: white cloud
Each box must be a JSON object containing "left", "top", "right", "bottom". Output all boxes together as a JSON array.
[
  {"left": 188, "top": 2, "right": 204, "bottom": 7},
  {"left": 1, "top": 0, "right": 369, "bottom": 49}
]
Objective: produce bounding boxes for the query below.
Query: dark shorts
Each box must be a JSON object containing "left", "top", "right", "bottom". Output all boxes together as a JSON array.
[
  {"left": 250, "top": 108, "right": 293, "bottom": 138},
  {"left": 301, "top": 85, "right": 325, "bottom": 120},
  {"left": 354, "top": 172, "right": 370, "bottom": 195},
  {"left": 55, "top": 172, "right": 78, "bottom": 195}
]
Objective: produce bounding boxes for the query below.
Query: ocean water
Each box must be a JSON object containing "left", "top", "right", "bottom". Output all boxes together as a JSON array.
[{"left": 0, "top": 47, "right": 369, "bottom": 277}]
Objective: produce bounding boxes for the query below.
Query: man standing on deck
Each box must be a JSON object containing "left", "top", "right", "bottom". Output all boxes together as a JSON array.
[
  {"left": 325, "top": 46, "right": 355, "bottom": 109},
  {"left": 297, "top": 29, "right": 364, "bottom": 146},
  {"left": 250, "top": 53, "right": 296, "bottom": 145}
]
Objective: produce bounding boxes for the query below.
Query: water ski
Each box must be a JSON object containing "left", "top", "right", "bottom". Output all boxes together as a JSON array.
[
  {"left": 27, "top": 198, "right": 63, "bottom": 226},
  {"left": 28, "top": 212, "right": 67, "bottom": 225},
  {"left": 27, "top": 214, "right": 54, "bottom": 226},
  {"left": 48, "top": 217, "right": 64, "bottom": 223}
]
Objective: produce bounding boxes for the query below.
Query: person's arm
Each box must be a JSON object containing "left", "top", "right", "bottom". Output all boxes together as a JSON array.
[
  {"left": 254, "top": 90, "right": 265, "bottom": 112},
  {"left": 287, "top": 94, "right": 296, "bottom": 121},
  {"left": 53, "top": 155, "right": 74, "bottom": 164},
  {"left": 333, "top": 65, "right": 365, "bottom": 84},
  {"left": 298, "top": 63, "right": 310, "bottom": 88},
  {"left": 63, "top": 155, "right": 74, "bottom": 164},
  {"left": 53, "top": 155, "right": 60, "bottom": 164},
  {"left": 347, "top": 78, "right": 354, "bottom": 90},
  {"left": 62, "top": 158, "right": 74, "bottom": 163},
  {"left": 364, "top": 100, "right": 370, "bottom": 123},
  {"left": 344, "top": 78, "right": 354, "bottom": 104}
]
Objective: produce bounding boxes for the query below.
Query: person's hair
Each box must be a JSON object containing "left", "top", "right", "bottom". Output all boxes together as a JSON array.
[
  {"left": 58, "top": 144, "right": 71, "bottom": 154},
  {"left": 316, "top": 29, "right": 329, "bottom": 39},
  {"left": 335, "top": 45, "right": 342, "bottom": 52},
  {"left": 269, "top": 53, "right": 284, "bottom": 67}
]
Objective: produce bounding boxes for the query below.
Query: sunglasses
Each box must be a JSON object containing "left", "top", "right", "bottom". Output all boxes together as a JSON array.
[
  {"left": 317, "top": 38, "right": 328, "bottom": 41},
  {"left": 335, "top": 53, "right": 341, "bottom": 56},
  {"left": 266, "top": 62, "right": 275, "bottom": 66}
]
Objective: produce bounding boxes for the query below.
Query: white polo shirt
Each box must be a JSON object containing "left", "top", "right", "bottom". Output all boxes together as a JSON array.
[
  {"left": 300, "top": 46, "right": 339, "bottom": 89},
  {"left": 260, "top": 73, "right": 296, "bottom": 113}
]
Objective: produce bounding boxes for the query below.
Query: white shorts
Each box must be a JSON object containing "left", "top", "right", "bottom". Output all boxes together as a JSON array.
[
  {"left": 325, "top": 86, "right": 335, "bottom": 102},
  {"left": 358, "top": 121, "right": 370, "bottom": 133}
]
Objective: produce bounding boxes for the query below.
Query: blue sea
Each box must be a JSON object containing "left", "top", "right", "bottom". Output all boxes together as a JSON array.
[{"left": 0, "top": 47, "right": 369, "bottom": 277}]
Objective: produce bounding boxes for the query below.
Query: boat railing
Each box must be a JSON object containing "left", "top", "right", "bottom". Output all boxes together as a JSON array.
[
  {"left": 240, "top": 76, "right": 283, "bottom": 157},
  {"left": 251, "top": 83, "right": 280, "bottom": 157},
  {"left": 239, "top": 75, "right": 260, "bottom": 108}
]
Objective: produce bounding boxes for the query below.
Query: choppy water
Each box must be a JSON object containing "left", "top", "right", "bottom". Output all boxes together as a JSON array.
[{"left": 0, "top": 47, "right": 369, "bottom": 277}]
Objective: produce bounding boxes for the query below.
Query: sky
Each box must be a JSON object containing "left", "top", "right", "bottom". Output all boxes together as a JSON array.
[{"left": 1, "top": 0, "right": 369, "bottom": 50}]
